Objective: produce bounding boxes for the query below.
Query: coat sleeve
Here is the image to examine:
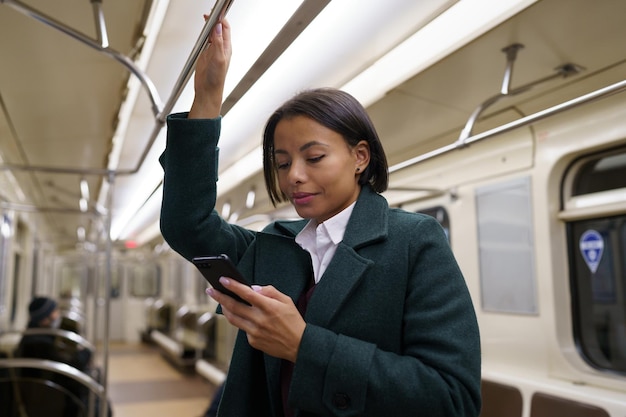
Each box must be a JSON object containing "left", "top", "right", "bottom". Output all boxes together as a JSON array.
[
  {"left": 159, "top": 113, "right": 255, "bottom": 262},
  {"left": 288, "top": 215, "right": 481, "bottom": 417}
]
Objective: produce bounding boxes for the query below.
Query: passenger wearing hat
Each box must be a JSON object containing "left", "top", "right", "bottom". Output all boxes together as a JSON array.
[
  {"left": 15, "top": 296, "right": 111, "bottom": 416},
  {"left": 27, "top": 296, "right": 62, "bottom": 328},
  {"left": 17, "top": 296, "right": 92, "bottom": 370}
]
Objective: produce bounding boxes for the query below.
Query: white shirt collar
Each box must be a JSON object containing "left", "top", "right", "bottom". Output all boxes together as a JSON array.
[{"left": 295, "top": 201, "right": 356, "bottom": 282}]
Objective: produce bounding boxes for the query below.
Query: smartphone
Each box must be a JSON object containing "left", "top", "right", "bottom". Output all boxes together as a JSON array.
[{"left": 192, "top": 254, "right": 250, "bottom": 304}]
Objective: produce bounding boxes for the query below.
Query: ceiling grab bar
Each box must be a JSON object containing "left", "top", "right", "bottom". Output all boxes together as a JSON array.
[
  {"left": 0, "top": 0, "right": 235, "bottom": 180},
  {"left": 456, "top": 43, "right": 582, "bottom": 147},
  {"left": 389, "top": 78, "right": 626, "bottom": 174},
  {"left": 1, "top": 0, "right": 163, "bottom": 116},
  {"left": 91, "top": 0, "right": 109, "bottom": 49}
]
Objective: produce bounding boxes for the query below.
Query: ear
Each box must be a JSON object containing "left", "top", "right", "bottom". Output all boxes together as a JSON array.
[{"left": 353, "top": 140, "right": 370, "bottom": 172}]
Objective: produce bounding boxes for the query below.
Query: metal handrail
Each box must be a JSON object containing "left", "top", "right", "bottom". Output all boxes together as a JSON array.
[
  {"left": 0, "top": 0, "right": 234, "bottom": 177},
  {"left": 457, "top": 43, "right": 583, "bottom": 145},
  {"left": 389, "top": 78, "right": 626, "bottom": 174},
  {"left": 1, "top": 0, "right": 162, "bottom": 117}
]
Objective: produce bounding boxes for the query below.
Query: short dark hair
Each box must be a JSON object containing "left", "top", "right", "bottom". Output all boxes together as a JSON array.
[{"left": 262, "top": 88, "right": 389, "bottom": 206}]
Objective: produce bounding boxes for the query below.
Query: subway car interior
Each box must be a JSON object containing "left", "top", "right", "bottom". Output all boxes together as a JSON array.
[{"left": 0, "top": 0, "right": 625, "bottom": 416}]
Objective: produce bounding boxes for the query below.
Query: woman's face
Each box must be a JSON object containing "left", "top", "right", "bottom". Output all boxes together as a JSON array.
[{"left": 273, "top": 115, "right": 369, "bottom": 224}]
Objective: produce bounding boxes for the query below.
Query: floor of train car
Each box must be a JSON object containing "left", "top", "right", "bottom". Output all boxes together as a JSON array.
[{"left": 106, "top": 342, "right": 216, "bottom": 417}]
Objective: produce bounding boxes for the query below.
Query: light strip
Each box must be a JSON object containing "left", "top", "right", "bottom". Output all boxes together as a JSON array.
[
  {"left": 116, "top": 0, "right": 538, "bottom": 242},
  {"left": 112, "top": 1, "right": 304, "bottom": 241},
  {"left": 215, "top": 0, "right": 538, "bottom": 196},
  {"left": 342, "top": 0, "right": 538, "bottom": 107}
]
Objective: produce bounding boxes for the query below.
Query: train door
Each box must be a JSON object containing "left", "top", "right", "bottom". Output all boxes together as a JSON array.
[
  {"left": 95, "top": 259, "right": 124, "bottom": 342},
  {"left": 562, "top": 146, "right": 626, "bottom": 376},
  {"left": 123, "top": 259, "right": 161, "bottom": 343}
]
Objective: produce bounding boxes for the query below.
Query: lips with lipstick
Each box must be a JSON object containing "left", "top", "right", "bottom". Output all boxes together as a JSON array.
[{"left": 291, "top": 192, "right": 316, "bottom": 205}]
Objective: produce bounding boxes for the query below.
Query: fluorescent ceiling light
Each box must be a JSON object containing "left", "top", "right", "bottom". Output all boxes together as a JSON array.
[
  {"left": 115, "top": 0, "right": 538, "bottom": 242},
  {"left": 80, "top": 179, "right": 89, "bottom": 200},
  {"left": 342, "top": 0, "right": 538, "bottom": 106},
  {"left": 216, "top": 0, "right": 538, "bottom": 196},
  {"left": 112, "top": 1, "right": 304, "bottom": 241}
]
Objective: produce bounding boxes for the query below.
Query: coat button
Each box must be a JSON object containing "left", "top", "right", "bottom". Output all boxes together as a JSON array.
[{"left": 332, "top": 393, "right": 351, "bottom": 410}]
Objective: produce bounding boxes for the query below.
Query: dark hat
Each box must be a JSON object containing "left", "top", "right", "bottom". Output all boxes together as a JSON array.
[{"left": 28, "top": 297, "right": 57, "bottom": 324}]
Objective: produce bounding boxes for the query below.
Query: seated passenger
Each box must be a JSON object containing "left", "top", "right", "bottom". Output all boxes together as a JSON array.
[
  {"left": 15, "top": 296, "right": 112, "bottom": 417},
  {"left": 17, "top": 296, "right": 92, "bottom": 371}
]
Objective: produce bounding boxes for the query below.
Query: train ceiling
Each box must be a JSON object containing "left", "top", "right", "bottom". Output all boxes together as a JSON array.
[{"left": 0, "top": 0, "right": 624, "bottom": 251}]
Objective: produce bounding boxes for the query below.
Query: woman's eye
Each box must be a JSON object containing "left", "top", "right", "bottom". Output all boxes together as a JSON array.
[
  {"left": 308, "top": 155, "right": 324, "bottom": 163},
  {"left": 276, "top": 162, "right": 290, "bottom": 170}
]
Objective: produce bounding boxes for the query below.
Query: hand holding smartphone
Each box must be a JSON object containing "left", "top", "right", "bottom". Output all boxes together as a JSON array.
[{"left": 192, "top": 254, "right": 250, "bottom": 304}]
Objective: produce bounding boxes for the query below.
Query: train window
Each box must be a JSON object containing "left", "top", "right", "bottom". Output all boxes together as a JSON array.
[
  {"left": 94, "top": 261, "right": 122, "bottom": 299},
  {"left": 572, "top": 153, "right": 626, "bottom": 196},
  {"left": 475, "top": 177, "right": 538, "bottom": 314},
  {"left": 0, "top": 213, "right": 10, "bottom": 317},
  {"left": 58, "top": 263, "right": 88, "bottom": 299},
  {"left": 565, "top": 147, "right": 626, "bottom": 374},
  {"left": 129, "top": 264, "right": 160, "bottom": 297},
  {"left": 568, "top": 216, "right": 626, "bottom": 373},
  {"left": 416, "top": 206, "right": 450, "bottom": 242}
]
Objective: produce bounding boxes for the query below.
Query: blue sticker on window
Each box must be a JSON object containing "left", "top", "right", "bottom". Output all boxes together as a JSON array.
[{"left": 579, "top": 230, "right": 604, "bottom": 274}]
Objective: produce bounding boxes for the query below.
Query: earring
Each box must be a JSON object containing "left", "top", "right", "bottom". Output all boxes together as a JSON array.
[{"left": 356, "top": 167, "right": 360, "bottom": 172}]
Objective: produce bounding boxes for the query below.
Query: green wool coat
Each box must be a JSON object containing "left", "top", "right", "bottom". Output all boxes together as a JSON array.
[{"left": 160, "top": 114, "right": 481, "bottom": 417}]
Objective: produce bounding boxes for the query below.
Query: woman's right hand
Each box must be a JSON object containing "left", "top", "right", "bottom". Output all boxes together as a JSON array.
[{"left": 189, "top": 17, "right": 232, "bottom": 119}]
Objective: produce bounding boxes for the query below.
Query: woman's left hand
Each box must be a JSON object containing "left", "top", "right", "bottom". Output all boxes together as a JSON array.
[{"left": 207, "top": 278, "right": 306, "bottom": 363}]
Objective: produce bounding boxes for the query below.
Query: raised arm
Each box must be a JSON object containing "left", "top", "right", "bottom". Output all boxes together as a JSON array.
[{"left": 189, "top": 17, "right": 232, "bottom": 119}]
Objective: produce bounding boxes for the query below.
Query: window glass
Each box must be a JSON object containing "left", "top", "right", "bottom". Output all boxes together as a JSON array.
[
  {"left": 566, "top": 146, "right": 626, "bottom": 374},
  {"left": 573, "top": 152, "right": 626, "bottom": 196},
  {"left": 0, "top": 213, "right": 11, "bottom": 318},
  {"left": 476, "top": 177, "right": 537, "bottom": 314},
  {"left": 129, "top": 263, "right": 160, "bottom": 297},
  {"left": 568, "top": 216, "right": 626, "bottom": 373},
  {"left": 59, "top": 263, "right": 88, "bottom": 299},
  {"left": 417, "top": 206, "right": 450, "bottom": 242},
  {"left": 96, "top": 262, "right": 122, "bottom": 299}
]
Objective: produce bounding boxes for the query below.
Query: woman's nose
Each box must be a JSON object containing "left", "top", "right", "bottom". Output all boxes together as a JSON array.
[{"left": 287, "top": 160, "right": 306, "bottom": 184}]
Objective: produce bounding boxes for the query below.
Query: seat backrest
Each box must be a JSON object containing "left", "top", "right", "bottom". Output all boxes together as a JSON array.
[
  {"left": 14, "top": 329, "right": 94, "bottom": 374},
  {"left": 0, "top": 358, "right": 104, "bottom": 417},
  {"left": 0, "top": 372, "right": 86, "bottom": 417}
]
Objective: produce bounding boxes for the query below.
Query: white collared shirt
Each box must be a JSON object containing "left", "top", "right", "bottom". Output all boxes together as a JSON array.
[{"left": 295, "top": 202, "right": 356, "bottom": 283}]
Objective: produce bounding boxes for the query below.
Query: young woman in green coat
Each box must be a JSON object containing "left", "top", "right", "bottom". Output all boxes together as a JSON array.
[{"left": 159, "top": 19, "right": 481, "bottom": 417}]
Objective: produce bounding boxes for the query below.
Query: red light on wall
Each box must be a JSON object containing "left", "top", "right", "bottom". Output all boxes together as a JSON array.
[{"left": 125, "top": 241, "right": 138, "bottom": 249}]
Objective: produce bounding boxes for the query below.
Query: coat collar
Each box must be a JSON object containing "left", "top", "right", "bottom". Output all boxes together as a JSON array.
[
  {"left": 268, "top": 186, "right": 389, "bottom": 326},
  {"left": 273, "top": 185, "right": 389, "bottom": 249}
]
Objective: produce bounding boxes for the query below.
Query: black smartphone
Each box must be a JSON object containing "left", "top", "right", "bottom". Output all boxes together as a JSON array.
[{"left": 192, "top": 254, "right": 250, "bottom": 304}]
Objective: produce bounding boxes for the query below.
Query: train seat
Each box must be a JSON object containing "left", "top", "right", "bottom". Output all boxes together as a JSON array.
[
  {"left": 151, "top": 304, "right": 217, "bottom": 368},
  {"left": 141, "top": 298, "right": 173, "bottom": 343},
  {"left": 0, "top": 358, "right": 105, "bottom": 417},
  {"left": 530, "top": 392, "right": 610, "bottom": 417},
  {"left": 0, "top": 372, "right": 86, "bottom": 417},
  {"left": 479, "top": 379, "right": 523, "bottom": 417}
]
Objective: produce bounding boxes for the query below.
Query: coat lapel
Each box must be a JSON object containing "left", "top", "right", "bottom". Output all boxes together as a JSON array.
[
  {"left": 255, "top": 187, "right": 389, "bottom": 409},
  {"left": 306, "top": 186, "right": 389, "bottom": 328},
  {"left": 305, "top": 244, "right": 373, "bottom": 327},
  {"left": 254, "top": 227, "right": 311, "bottom": 410}
]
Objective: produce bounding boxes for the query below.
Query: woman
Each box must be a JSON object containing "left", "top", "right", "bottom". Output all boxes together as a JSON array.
[{"left": 160, "top": 19, "right": 481, "bottom": 417}]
